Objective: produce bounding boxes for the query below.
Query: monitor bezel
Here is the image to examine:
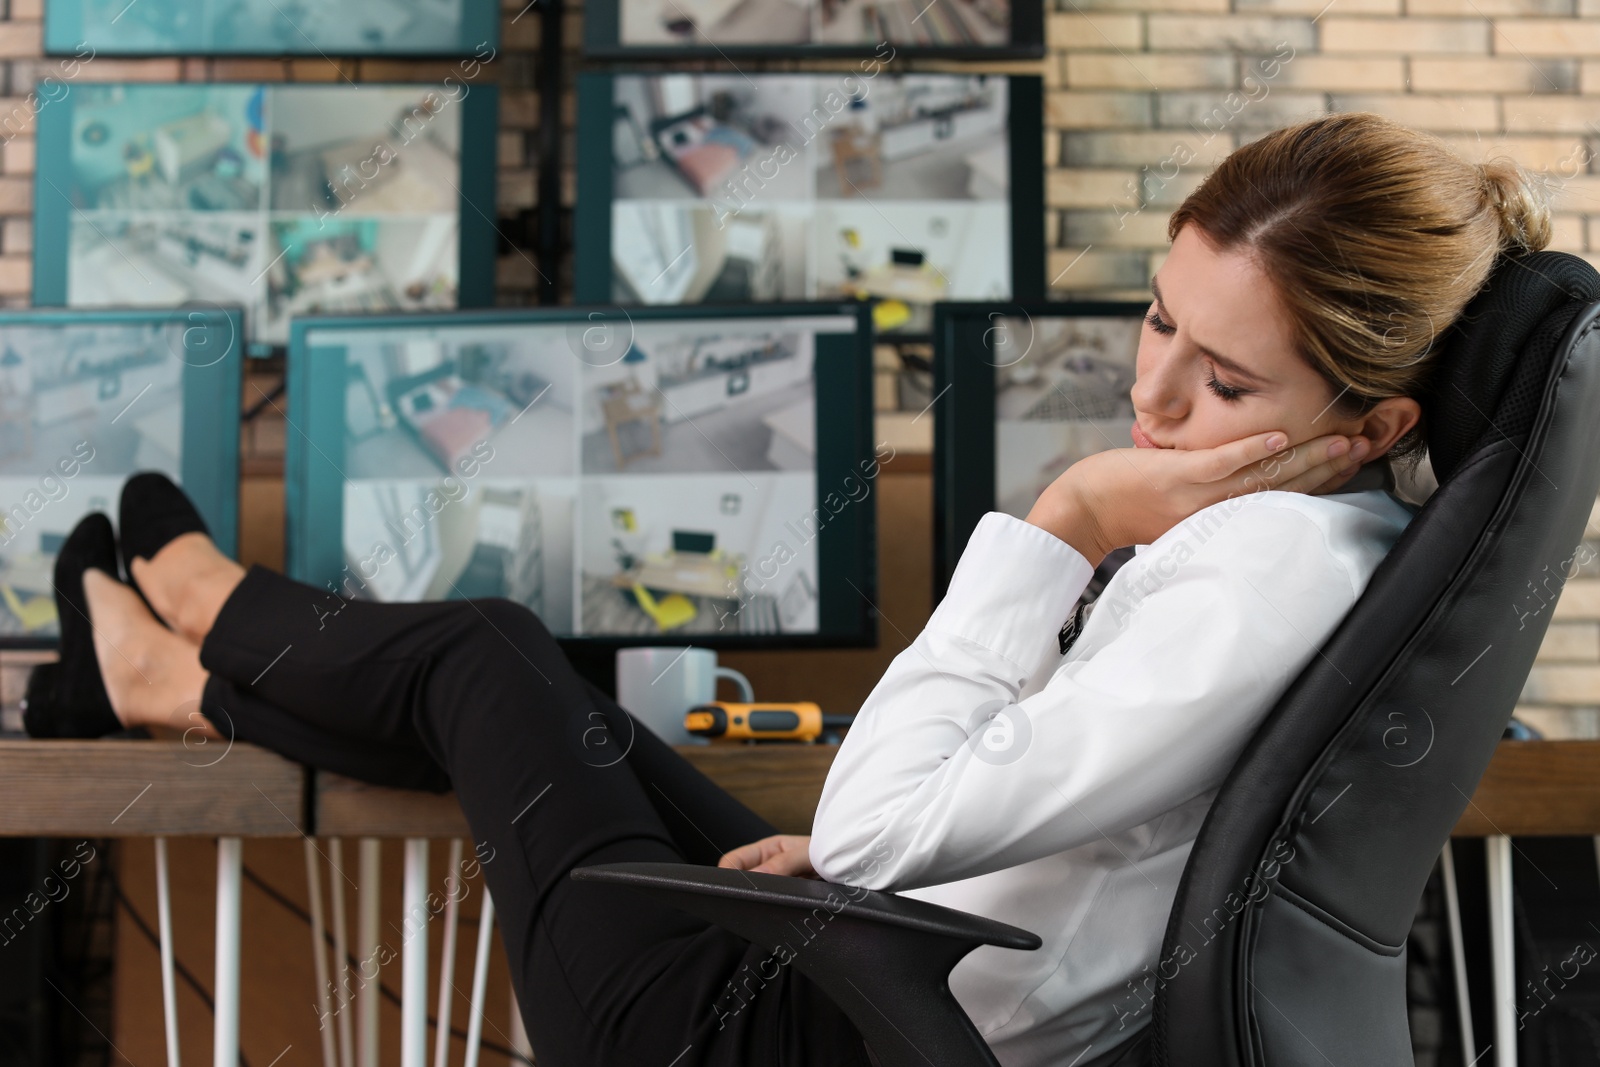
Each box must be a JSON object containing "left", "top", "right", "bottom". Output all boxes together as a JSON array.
[
  {"left": 932, "top": 299, "right": 1152, "bottom": 603},
  {"left": 30, "top": 82, "right": 500, "bottom": 360},
  {"left": 285, "top": 300, "right": 881, "bottom": 652},
  {"left": 0, "top": 304, "right": 245, "bottom": 650}
]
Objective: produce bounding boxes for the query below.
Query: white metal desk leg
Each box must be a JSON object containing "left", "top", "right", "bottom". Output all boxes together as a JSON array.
[
  {"left": 433, "top": 840, "right": 464, "bottom": 1067},
  {"left": 402, "top": 839, "right": 430, "bottom": 1067},
  {"left": 1440, "top": 841, "right": 1477, "bottom": 1063},
  {"left": 306, "top": 840, "right": 338, "bottom": 1067},
  {"left": 358, "top": 839, "right": 381, "bottom": 1067},
  {"left": 328, "top": 839, "right": 356, "bottom": 1067},
  {"left": 1487, "top": 835, "right": 1517, "bottom": 1067},
  {"left": 509, "top": 983, "right": 531, "bottom": 1065},
  {"left": 215, "top": 837, "right": 243, "bottom": 1067},
  {"left": 462, "top": 892, "right": 495, "bottom": 1067},
  {"left": 154, "top": 838, "right": 181, "bottom": 1067}
]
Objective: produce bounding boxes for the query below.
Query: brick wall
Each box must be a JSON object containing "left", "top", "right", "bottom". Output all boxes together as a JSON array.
[{"left": 1043, "top": 0, "right": 1600, "bottom": 300}]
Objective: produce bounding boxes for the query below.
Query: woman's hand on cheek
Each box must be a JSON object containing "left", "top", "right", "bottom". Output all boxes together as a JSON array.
[
  {"left": 1306, "top": 436, "right": 1372, "bottom": 495},
  {"left": 1025, "top": 429, "right": 1361, "bottom": 561}
]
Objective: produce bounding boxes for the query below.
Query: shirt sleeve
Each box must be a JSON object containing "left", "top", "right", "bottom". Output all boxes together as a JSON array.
[{"left": 808, "top": 502, "right": 1361, "bottom": 892}]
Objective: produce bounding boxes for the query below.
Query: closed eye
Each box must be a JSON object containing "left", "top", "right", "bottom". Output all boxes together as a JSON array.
[
  {"left": 1144, "top": 307, "right": 1175, "bottom": 336},
  {"left": 1205, "top": 369, "right": 1246, "bottom": 402}
]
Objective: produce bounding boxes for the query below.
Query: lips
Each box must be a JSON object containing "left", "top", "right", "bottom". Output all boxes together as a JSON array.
[{"left": 1131, "top": 420, "right": 1168, "bottom": 449}]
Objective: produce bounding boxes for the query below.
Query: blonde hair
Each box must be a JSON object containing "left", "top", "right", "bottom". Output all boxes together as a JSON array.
[{"left": 1166, "top": 111, "right": 1552, "bottom": 474}]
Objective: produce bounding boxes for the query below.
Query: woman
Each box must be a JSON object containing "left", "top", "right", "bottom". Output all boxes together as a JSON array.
[{"left": 25, "top": 111, "right": 1550, "bottom": 1067}]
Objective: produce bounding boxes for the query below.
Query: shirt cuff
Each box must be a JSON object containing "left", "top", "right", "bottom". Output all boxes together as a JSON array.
[{"left": 928, "top": 511, "right": 1097, "bottom": 673}]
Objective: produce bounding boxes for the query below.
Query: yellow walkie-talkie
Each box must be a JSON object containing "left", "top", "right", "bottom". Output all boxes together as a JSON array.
[{"left": 685, "top": 702, "right": 830, "bottom": 741}]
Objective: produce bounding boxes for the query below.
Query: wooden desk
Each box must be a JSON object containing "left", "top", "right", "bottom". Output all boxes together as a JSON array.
[
  {"left": 611, "top": 551, "right": 746, "bottom": 600},
  {"left": 316, "top": 742, "right": 838, "bottom": 837},
  {"left": 0, "top": 738, "right": 834, "bottom": 838},
  {"left": 4, "top": 738, "right": 1598, "bottom": 840},
  {"left": 1446, "top": 740, "right": 1600, "bottom": 836},
  {"left": 842, "top": 263, "right": 948, "bottom": 304},
  {"left": 0, "top": 738, "right": 307, "bottom": 837}
]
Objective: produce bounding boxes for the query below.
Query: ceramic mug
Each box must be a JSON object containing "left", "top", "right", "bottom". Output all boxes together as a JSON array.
[{"left": 615, "top": 646, "right": 754, "bottom": 746}]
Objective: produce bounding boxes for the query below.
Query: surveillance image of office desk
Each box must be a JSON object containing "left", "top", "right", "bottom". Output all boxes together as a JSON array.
[
  {"left": 843, "top": 262, "right": 950, "bottom": 305},
  {"left": 599, "top": 539, "right": 758, "bottom": 634},
  {"left": 611, "top": 549, "right": 746, "bottom": 600}
]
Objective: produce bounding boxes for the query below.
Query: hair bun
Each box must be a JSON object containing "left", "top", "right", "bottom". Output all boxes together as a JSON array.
[{"left": 1478, "top": 158, "right": 1553, "bottom": 256}]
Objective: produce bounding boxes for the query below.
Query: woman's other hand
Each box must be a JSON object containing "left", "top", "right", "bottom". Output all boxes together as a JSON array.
[
  {"left": 717, "top": 834, "right": 819, "bottom": 879},
  {"left": 1025, "top": 430, "right": 1370, "bottom": 565}
]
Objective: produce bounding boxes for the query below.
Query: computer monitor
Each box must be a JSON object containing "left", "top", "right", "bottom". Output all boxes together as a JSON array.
[
  {"left": 285, "top": 303, "right": 878, "bottom": 652},
  {"left": 933, "top": 301, "right": 1150, "bottom": 599},
  {"left": 672, "top": 529, "right": 716, "bottom": 554},
  {"left": 575, "top": 72, "right": 1044, "bottom": 337},
  {"left": 44, "top": 0, "right": 500, "bottom": 56},
  {"left": 582, "top": 0, "right": 1044, "bottom": 59},
  {"left": 0, "top": 306, "right": 243, "bottom": 647},
  {"left": 33, "top": 83, "right": 499, "bottom": 357}
]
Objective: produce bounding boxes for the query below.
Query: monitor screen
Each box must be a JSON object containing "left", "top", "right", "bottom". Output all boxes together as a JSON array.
[
  {"left": 582, "top": 0, "right": 1043, "bottom": 59},
  {"left": 575, "top": 72, "right": 1044, "bottom": 337},
  {"left": 33, "top": 84, "right": 499, "bottom": 356},
  {"left": 44, "top": 0, "right": 500, "bottom": 57},
  {"left": 0, "top": 307, "right": 242, "bottom": 646},
  {"left": 286, "top": 304, "right": 878, "bottom": 649},
  {"left": 933, "top": 302, "right": 1149, "bottom": 599}
]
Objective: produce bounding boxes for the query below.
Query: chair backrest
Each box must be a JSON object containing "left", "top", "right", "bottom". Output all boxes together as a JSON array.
[{"left": 1151, "top": 250, "right": 1600, "bottom": 1066}]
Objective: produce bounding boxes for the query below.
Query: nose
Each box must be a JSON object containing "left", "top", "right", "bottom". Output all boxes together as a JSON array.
[{"left": 1130, "top": 344, "right": 1188, "bottom": 425}]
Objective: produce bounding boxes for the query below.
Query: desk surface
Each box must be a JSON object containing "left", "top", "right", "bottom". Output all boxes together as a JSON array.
[
  {"left": 612, "top": 552, "right": 744, "bottom": 600},
  {"left": 1, "top": 739, "right": 1596, "bottom": 840}
]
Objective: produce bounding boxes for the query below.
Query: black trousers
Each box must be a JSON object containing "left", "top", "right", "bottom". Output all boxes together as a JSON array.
[{"left": 197, "top": 565, "right": 873, "bottom": 1067}]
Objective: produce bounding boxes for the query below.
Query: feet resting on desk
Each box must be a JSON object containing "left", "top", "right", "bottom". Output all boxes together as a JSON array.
[{"left": 23, "top": 472, "right": 245, "bottom": 741}]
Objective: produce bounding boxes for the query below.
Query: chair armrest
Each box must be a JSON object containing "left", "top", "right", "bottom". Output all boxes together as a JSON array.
[{"left": 571, "top": 861, "right": 1041, "bottom": 1067}]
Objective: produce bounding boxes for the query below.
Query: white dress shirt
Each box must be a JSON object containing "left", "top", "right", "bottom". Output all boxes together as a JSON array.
[{"left": 809, "top": 478, "right": 1418, "bottom": 1067}]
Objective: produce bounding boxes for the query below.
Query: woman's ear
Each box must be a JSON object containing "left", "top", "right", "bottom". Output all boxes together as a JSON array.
[{"left": 1357, "top": 396, "right": 1422, "bottom": 459}]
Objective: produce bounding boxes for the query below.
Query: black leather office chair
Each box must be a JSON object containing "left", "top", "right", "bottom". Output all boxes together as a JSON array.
[{"left": 572, "top": 249, "right": 1600, "bottom": 1067}]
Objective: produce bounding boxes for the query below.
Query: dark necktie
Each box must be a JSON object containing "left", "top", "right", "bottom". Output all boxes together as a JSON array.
[{"left": 1058, "top": 545, "right": 1137, "bottom": 655}]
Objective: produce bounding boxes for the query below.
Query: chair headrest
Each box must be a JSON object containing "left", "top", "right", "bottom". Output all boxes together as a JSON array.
[{"left": 1422, "top": 250, "right": 1600, "bottom": 483}]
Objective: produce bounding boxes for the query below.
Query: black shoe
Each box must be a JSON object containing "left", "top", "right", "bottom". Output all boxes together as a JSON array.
[
  {"left": 23, "top": 514, "right": 121, "bottom": 739},
  {"left": 118, "top": 472, "right": 209, "bottom": 604}
]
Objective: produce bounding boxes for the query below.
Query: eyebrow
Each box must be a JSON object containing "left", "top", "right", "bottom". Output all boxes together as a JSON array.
[{"left": 1149, "top": 274, "right": 1272, "bottom": 388}]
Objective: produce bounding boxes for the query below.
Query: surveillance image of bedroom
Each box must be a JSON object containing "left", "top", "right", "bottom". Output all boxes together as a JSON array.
[
  {"left": 619, "top": 0, "right": 810, "bottom": 47},
  {"left": 67, "top": 85, "right": 265, "bottom": 212},
  {"left": 578, "top": 324, "right": 816, "bottom": 475},
  {"left": 0, "top": 320, "right": 192, "bottom": 638},
  {"left": 340, "top": 327, "right": 578, "bottom": 481},
  {"left": 610, "top": 74, "right": 816, "bottom": 203},
  {"left": 341, "top": 477, "right": 576, "bottom": 631},
  {"left": 260, "top": 216, "right": 458, "bottom": 343},
  {"left": 810, "top": 75, "right": 1009, "bottom": 201},
  {"left": 577, "top": 472, "right": 819, "bottom": 636},
  {"left": 267, "top": 86, "right": 461, "bottom": 217}
]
